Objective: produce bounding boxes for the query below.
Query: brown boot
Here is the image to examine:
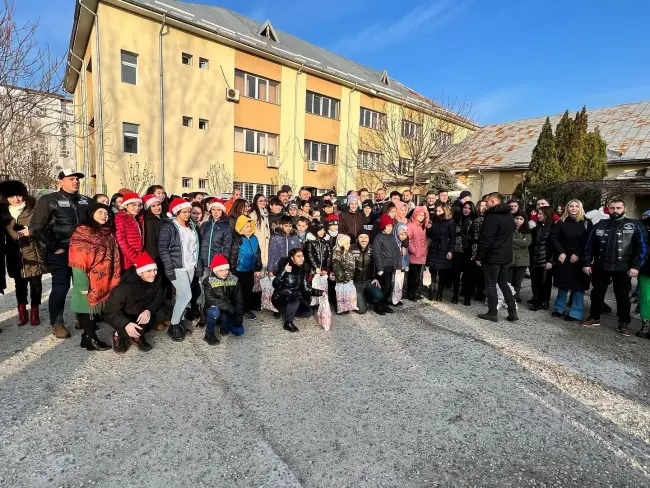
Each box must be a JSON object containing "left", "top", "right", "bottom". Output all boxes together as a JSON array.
[
  {"left": 52, "top": 324, "right": 71, "bottom": 339},
  {"left": 154, "top": 320, "right": 170, "bottom": 331}
]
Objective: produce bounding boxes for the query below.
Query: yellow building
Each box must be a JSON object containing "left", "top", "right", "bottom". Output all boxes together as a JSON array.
[{"left": 65, "top": 0, "right": 475, "bottom": 198}]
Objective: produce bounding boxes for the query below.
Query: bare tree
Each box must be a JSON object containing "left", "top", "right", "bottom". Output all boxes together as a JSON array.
[
  {"left": 270, "top": 168, "right": 296, "bottom": 193},
  {"left": 343, "top": 98, "right": 472, "bottom": 192},
  {"left": 6, "top": 116, "right": 57, "bottom": 192},
  {"left": 205, "top": 161, "right": 233, "bottom": 194},
  {"left": 0, "top": 0, "right": 63, "bottom": 178},
  {"left": 119, "top": 158, "right": 156, "bottom": 194}
]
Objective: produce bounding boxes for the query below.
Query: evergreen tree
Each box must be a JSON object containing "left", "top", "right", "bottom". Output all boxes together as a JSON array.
[
  {"left": 555, "top": 110, "right": 572, "bottom": 174},
  {"left": 568, "top": 106, "right": 589, "bottom": 178},
  {"left": 526, "top": 117, "right": 562, "bottom": 191},
  {"left": 582, "top": 126, "right": 608, "bottom": 180}
]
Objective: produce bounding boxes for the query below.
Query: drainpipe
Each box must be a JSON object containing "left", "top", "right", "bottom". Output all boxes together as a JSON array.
[
  {"left": 345, "top": 83, "right": 358, "bottom": 192},
  {"left": 293, "top": 63, "right": 305, "bottom": 186},
  {"left": 67, "top": 55, "right": 89, "bottom": 194},
  {"left": 79, "top": 0, "right": 105, "bottom": 193},
  {"left": 159, "top": 14, "right": 167, "bottom": 187}
]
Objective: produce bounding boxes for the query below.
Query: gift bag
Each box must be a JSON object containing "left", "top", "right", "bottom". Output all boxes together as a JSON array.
[
  {"left": 252, "top": 272, "right": 262, "bottom": 293},
  {"left": 392, "top": 270, "right": 405, "bottom": 305},
  {"left": 496, "top": 283, "right": 518, "bottom": 310},
  {"left": 422, "top": 266, "right": 432, "bottom": 287},
  {"left": 335, "top": 281, "right": 358, "bottom": 313},
  {"left": 317, "top": 294, "right": 332, "bottom": 331},
  {"left": 260, "top": 277, "right": 278, "bottom": 312},
  {"left": 311, "top": 275, "right": 329, "bottom": 305}
]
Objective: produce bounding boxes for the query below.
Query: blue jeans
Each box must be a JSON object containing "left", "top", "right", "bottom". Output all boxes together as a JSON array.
[
  {"left": 48, "top": 251, "right": 72, "bottom": 326},
  {"left": 205, "top": 306, "right": 244, "bottom": 336},
  {"left": 554, "top": 289, "right": 584, "bottom": 319}
]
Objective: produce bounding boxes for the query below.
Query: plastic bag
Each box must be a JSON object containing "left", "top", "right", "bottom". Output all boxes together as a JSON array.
[
  {"left": 260, "top": 277, "right": 278, "bottom": 312},
  {"left": 335, "top": 281, "right": 358, "bottom": 313},
  {"left": 392, "top": 270, "right": 404, "bottom": 305},
  {"left": 422, "top": 266, "right": 432, "bottom": 287},
  {"left": 252, "top": 272, "right": 262, "bottom": 293},
  {"left": 497, "top": 283, "right": 518, "bottom": 310},
  {"left": 311, "top": 275, "right": 329, "bottom": 305},
  {"left": 317, "top": 294, "right": 332, "bottom": 331}
]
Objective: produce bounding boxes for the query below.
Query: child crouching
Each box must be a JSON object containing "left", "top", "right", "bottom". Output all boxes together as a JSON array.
[{"left": 202, "top": 254, "right": 245, "bottom": 345}]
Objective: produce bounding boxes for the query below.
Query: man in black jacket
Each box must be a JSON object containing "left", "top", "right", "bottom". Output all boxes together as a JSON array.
[
  {"left": 30, "top": 169, "right": 89, "bottom": 338},
  {"left": 582, "top": 200, "right": 648, "bottom": 335},
  {"left": 475, "top": 192, "right": 518, "bottom": 322}
]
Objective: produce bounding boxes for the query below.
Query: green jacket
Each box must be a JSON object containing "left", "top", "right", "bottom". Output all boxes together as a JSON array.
[{"left": 511, "top": 230, "right": 531, "bottom": 267}]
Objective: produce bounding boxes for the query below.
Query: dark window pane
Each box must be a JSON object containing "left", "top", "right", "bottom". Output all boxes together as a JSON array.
[
  {"left": 245, "top": 131, "right": 255, "bottom": 152},
  {"left": 313, "top": 95, "right": 321, "bottom": 115},
  {"left": 306, "top": 92, "right": 313, "bottom": 113},
  {"left": 322, "top": 98, "right": 330, "bottom": 118},
  {"left": 124, "top": 135, "right": 137, "bottom": 154},
  {"left": 311, "top": 143, "right": 319, "bottom": 162},
  {"left": 247, "top": 75, "right": 256, "bottom": 99}
]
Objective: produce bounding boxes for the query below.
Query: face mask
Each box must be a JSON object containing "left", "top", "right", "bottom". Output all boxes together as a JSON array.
[{"left": 610, "top": 212, "right": 624, "bottom": 220}]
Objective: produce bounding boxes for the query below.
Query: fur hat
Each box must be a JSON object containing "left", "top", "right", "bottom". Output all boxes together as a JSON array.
[
  {"left": 379, "top": 214, "right": 394, "bottom": 231},
  {"left": 0, "top": 180, "right": 28, "bottom": 199},
  {"left": 210, "top": 253, "right": 230, "bottom": 272},
  {"left": 336, "top": 233, "right": 351, "bottom": 248},
  {"left": 134, "top": 252, "right": 157, "bottom": 274}
]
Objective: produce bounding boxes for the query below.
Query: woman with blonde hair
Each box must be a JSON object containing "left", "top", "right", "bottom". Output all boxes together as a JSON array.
[{"left": 550, "top": 199, "right": 592, "bottom": 321}]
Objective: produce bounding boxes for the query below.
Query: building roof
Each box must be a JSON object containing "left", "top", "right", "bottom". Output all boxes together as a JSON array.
[
  {"left": 443, "top": 100, "right": 650, "bottom": 171},
  {"left": 64, "top": 0, "right": 476, "bottom": 128}
]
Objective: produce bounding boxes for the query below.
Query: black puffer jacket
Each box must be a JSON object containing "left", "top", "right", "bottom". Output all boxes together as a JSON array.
[
  {"left": 427, "top": 218, "right": 455, "bottom": 270},
  {"left": 476, "top": 203, "right": 514, "bottom": 264},
  {"left": 332, "top": 249, "right": 356, "bottom": 282},
  {"left": 144, "top": 213, "right": 164, "bottom": 260},
  {"left": 583, "top": 215, "right": 648, "bottom": 272},
  {"left": 202, "top": 272, "right": 244, "bottom": 324},
  {"left": 271, "top": 257, "right": 323, "bottom": 308},
  {"left": 304, "top": 232, "right": 332, "bottom": 273},
  {"left": 30, "top": 189, "right": 90, "bottom": 252},
  {"left": 530, "top": 224, "right": 552, "bottom": 267},
  {"left": 352, "top": 244, "right": 373, "bottom": 282},
  {"left": 372, "top": 231, "right": 401, "bottom": 274},
  {"left": 104, "top": 268, "right": 164, "bottom": 331}
]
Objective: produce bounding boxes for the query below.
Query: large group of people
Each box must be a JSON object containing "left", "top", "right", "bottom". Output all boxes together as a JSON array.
[{"left": 1, "top": 170, "right": 649, "bottom": 355}]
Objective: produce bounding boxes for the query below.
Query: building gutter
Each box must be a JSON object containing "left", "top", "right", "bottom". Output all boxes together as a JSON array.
[{"left": 159, "top": 13, "right": 167, "bottom": 187}]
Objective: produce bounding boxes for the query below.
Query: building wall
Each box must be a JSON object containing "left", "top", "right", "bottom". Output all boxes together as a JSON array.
[{"left": 75, "top": 2, "right": 472, "bottom": 196}]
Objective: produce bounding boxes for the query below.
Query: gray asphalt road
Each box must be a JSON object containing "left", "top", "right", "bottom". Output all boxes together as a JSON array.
[{"left": 1, "top": 277, "right": 649, "bottom": 487}]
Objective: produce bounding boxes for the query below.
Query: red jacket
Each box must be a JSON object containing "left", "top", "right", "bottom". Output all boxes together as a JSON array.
[
  {"left": 407, "top": 206, "right": 430, "bottom": 265},
  {"left": 115, "top": 211, "right": 144, "bottom": 269}
]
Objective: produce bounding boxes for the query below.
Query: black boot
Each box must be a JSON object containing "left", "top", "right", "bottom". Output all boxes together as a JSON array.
[
  {"left": 451, "top": 294, "right": 459, "bottom": 304},
  {"left": 506, "top": 311, "right": 519, "bottom": 322},
  {"left": 132, "top": 335, "right": 153, "bottom": 352},
  {"left": 463, "top": 297, "right": 471, "bottom": 306},
  {"left": 168, "top": 323, "right": 185, "bottom": 342},
  {"left": 283, "top": 322, "right": 299, "bottom": 333},
  {"left": 478, "top": 311, "right": 498, "bottom": 323},
  {"left": 637, "top": 320, "right": 650, "bottom": 339},
  {"left": 182, "top": 320, "right": 193, "bottom": 335},
  {"left": 203, "top": 331, "right": 220, "bottom": 345},
  {"left": 435, "top": 289, "right": 443, "bottom": 302},
  {"left": 112, "top": 332, "right": 128, "bottom": 354}
]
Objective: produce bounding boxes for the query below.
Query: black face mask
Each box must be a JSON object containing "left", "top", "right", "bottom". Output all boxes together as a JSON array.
[{"left": 610, "top": 212, "right": 624, "bottom": 220}]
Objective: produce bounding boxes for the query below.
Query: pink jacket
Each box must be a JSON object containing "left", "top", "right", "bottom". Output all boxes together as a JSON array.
[{"left": 407, "top": 206, "right": 429, "bottom": 264}]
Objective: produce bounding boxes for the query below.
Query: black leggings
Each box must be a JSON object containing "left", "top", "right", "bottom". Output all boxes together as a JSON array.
[
  {"left": 14, "top": 275, "right": 43, "bottom": 306},
  {"left": 235, "top": 271, "right": 255, "bottom": 313},
  {"left": 530, "top": 267, "right": 552, "bottom": 305},
  {"left": 280, "top": 297, "right": 313, "bottom": 323},
  {"left": 77, "top": 313, "right": 97, "bottom": 338},
  {"left": 407, "top": 263, "right": 422, "bottom": 297}
]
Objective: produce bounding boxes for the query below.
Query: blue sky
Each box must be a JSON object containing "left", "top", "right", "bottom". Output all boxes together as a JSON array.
[{"left": 15, "top": 0, "right": 650, "bottom": 125}]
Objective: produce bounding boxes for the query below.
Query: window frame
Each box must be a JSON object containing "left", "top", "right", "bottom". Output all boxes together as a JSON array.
[
  {"left": 402, "top": 120, "right": 421, "bottom": 138},
  {"left": 306, "top": 91, "right": 340, "bottom": 120},
  {"left": 181, "top": 53, "right": 193, "bottom": 66},
  {"left": 233, "top": 182, "right": 278, "bottom": 201},
  {"left": 198, "top": 119, "right": 209, "bottom": 131},
  {"left": 182, "top": 116, "right": 193, "bottom": 128},
  {"left": 399, "top": 158, "right": 413, "bottom": 175},
  {"left": 120, "top": 50, "right": 138, "bottom": 85},
  {"left": 235, "top": 69, "right": 280, "bottom": 104},
  {"left": 234, "top": 127, "right": 279, "bottom": 156},
  {"left": 198, "top": 178, "right": 207, "bottom": 189},
  {"left": 360, "top": 108, "right": 385, "bottom": 130},
  {"left": 198, "top": 57, "right": 209, "bottom": 70},
  {"left": 357, "top": 150, "right": 381, "bottom": 170},
  {"left": 122, "top": 122, "right": 140, "bottom": 155},
  {"left": 304, "top": 139, "right": 337, "bottom": 165},
  {"left": 182, "top": 177, "right": 193, "bottom": 188}
]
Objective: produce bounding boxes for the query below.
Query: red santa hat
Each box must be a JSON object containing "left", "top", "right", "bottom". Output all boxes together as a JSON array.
[
  {"left": 207, "top": 198, "right": 226, "bottom": 212},
  {"left": 379, "top": 214, "right": 394, "bottom": 230},
  {"left": 169, "top": 197, "right": 191, "bottom": 215},
  {"left": 134, "top": 252, "right": 157, "bottom": 274},
  {"left": 210, "top": 253, "right": 230, "bottom": 272},
  {"left": 120, "top": 192, "right": 142, "bottom": 208},
  {"left": 142, "top": 194, "right": 161, "bottom": 210}
]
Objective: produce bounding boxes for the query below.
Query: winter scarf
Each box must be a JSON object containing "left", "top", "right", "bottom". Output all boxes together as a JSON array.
[
  {"left": 9, "top": 201, "right": 26, "bottom": 220},
  {"left": 68, "top": 225, "right": 121, "bottom": 312}
]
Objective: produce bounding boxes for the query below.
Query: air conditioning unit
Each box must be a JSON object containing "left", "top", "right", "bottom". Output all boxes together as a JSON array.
[
  {"left": 267, "top": 156, "right": 280, "bottom": 168},
  {"left": 226, "top": 88, "right": 240, "bottom": 102},
  {"left": 307, "top": 161, "right": 318, "bottom": 171}
]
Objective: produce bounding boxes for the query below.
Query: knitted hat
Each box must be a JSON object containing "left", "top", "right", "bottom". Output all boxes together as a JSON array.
[
  {"left": 87, "top": 202, "right": 109, "bottom": 222},
  {"left": 120, "top": 192, "right": 142, "bottom": 208},
  {"left": 325, "top": 213, "right": 339, "bottom": 226},
  {"left": 169, "top": 197, "right": 191, "bottom": 215},
  {"left": 207, "top": 198, "right": 226, "bottom": 212},
  {"left": 357, "top": 229, "right": 370, "bottom": 239},
  {"left": 379, "top": 214, "right": 394, "bottom": 230},
  {"left": 0, "top": 180, "right": 28, "bottom": 198},
  {"left": 288, "top": 202, "right": 299, "bottom": 211},
  {"left": 142, "top": 194, "right": 161, "bottom": 210},
  {"left": 362, "top": 199, "right": 373, "bottom": 209},
  {"left": 347, "top": 194, "right": 360, "bottom": 203},
  {"left": 134, "top": 252, "right": 157, "bottom": 274},
  {"left": 336, "top": 233, "right": 351, "bottom": 248},
  {"left": 210, "top": 253, "right": 230, "bottom": 272},
  {"left": 395, "top": 221, "right": 408, "bottom": 235}
]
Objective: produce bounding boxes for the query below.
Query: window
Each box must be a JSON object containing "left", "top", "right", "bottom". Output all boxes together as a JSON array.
[
  {"left": 233, "top": 182, "right": 278, "bottom": 201},
  {"left": 121, "top": 51, "right": 138, "bottom": 85},
  {"left": 199, "top": 119, "right": 209, "bottom": 131},
  {"left": 358, "top": 150, "right": 381, "bottom": 170},
  {"left": 182, "top": 116, "right": 193, "bottom": 128},
  {"left": 182, "top": 177, "right": 193, "bottom": 188},
  {"left": 198, "top": 178, "right": 207, "bottom": 189},
  {"left": 182, "top": 53, "right": 193, "bottom": 66},
  {"left": 402, "top": 120, "right": 421, "bottom": 138},
  {"left": 436, "top": 130, "right": 453, "bottom": 149},
  {"left": 306, "top": 91, "right": 339, "bottom": 119},
  {"left": 399, "top": 158, "right": 413, "bottom": 175},
  {"left": 234, "top": 127, "right": 278, "bottom": 156},
  {"left": 304, "top": 140, "right": 337, "bottom": 164},
  {"left": 123, "top": 122, "right": 139, "bottom": 154},
  {"left": 199, "top": 58, "right": 209, "bottom": 70},
  {"left": 360, "top": 108, "right": 385, "bottom": 129},
  {"left": 234, "top": 70, "right": 280, "bottom": 104}
]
